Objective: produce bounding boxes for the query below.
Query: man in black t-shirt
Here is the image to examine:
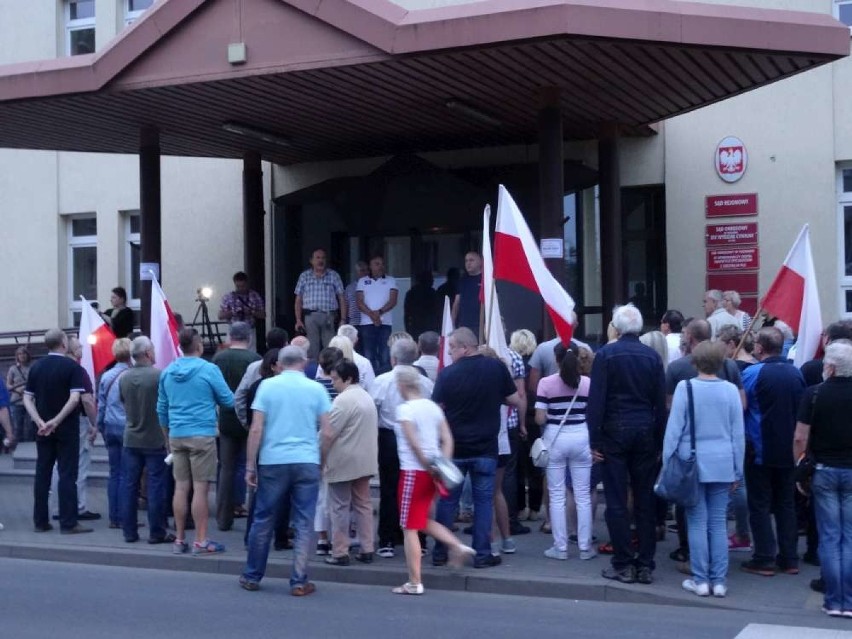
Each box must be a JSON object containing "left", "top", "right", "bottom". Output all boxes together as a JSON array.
[
  {"left": 23, "top": 329, "right": 92, "bottom": 534},
  {"left": 800, "top": 321, "right": 852, "bottom": 387},
  {"left": 430, "top": 327, "right": 522, "bottom": 569},
  {"left": 452, "top": 252, "right": 483, "bottom": 338},
  {"left": 793, "top": 340, "right": 852, "bottom": 615}
]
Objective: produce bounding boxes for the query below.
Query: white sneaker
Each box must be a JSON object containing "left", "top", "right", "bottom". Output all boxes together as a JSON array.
[
  {"left": 501, "top": 538, "right": 517, "bottom": 554},
  {"left": 579, "top": 548, "right": 598, "bottom": 561},
  {"left": 490, "top": 542, "right": 502, "bottom": 556},
  {"left": 377, "top": 544, "right": 395, "bottom": 558},
  {"left": 527, "top": 510, "right": 541, "bottom": 522},
  {"left": 712, "top": 584, "right": 727, "bottom": 598},
  {"left": 544, "top": 546, "right": 568, "bottom": 560},
  {"left": 682, "top": 579, "right": 710, "bottom": 597},
  {"left": 822, "top": 607, "right": 843, "bottom": 617}
]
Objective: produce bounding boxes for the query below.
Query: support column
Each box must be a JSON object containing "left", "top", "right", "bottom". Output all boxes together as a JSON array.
[
  {"left": 139, "top": 127, "right": 161, "bottom": 336},
  {"left": 538, "top": 87, "right": 565, "bottom": 339},
  {"left": 243, "top": 151, "right": 266, "bottom": 347},
  {"left": 598, "top": 122, "right": 622, "bottom": 326}
]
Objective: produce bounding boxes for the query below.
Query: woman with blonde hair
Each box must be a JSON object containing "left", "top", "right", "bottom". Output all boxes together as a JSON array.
[
  {"left": 328, "top": 335, "right": 355, "bottom": 362},
  {"left": 640, "top": 330, "right": 670, "bottom": 371}
]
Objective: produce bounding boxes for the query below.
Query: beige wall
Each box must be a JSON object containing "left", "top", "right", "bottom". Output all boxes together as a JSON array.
[{"left": 665, "top": 64, "right": 838, "bottom": 321}]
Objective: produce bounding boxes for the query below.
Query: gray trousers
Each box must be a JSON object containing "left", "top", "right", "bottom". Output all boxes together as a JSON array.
[{"left": 304, "top": 311, "right": 336, "bottom": 360}]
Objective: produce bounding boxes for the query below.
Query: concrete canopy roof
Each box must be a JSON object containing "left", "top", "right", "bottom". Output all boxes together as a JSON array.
[{"left": 0, "top": 0, "right": 847, "bottom": 165}]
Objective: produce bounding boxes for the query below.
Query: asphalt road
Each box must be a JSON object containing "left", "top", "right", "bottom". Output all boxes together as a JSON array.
[{"left": 1, "top": 559, "right": 850, "bottom": 639}]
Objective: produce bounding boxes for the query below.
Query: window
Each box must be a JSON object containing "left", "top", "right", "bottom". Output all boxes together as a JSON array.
[
  {"left": 835, "top": 1, "right": 852, "bottom": 30},
  {"left": 124, "top": 212, "right": 142, "bottom": 325},
  {"left": 66, "top": 0, "right": 95, "bottom": 56},
  {"left": 837, "top": 165, "right": 852, "bottom": 317},
  {"left": 67, "top": 214, "right": 98, "bottom": 327},
  {"left": 125, "top": 0, "right": 154, "bottom": 25}
]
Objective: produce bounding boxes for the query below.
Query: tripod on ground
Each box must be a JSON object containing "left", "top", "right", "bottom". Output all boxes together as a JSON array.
[{"left": 191, "top": 288, "right": 221, "bottom": 353}]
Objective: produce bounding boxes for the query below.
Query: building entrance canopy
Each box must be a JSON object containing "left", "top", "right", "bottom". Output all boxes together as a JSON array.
[{"left": 0, "top": 0, "right": 847, "bottom": 164}]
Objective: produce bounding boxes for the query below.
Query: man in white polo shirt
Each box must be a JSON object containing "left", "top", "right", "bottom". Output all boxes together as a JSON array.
[{"left": 356, "top": 255, "right": 398, "bottom": 375}]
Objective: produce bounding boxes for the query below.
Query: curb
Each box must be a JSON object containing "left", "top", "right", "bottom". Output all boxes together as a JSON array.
[{"left": 0, "top": 541, "right": 774, "bottom": 612}]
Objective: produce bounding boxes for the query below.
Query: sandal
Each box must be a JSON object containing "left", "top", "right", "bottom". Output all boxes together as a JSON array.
[
  {"left": 392, "top": 582, "right": 425, "bottom": 595},
  {"left": 192, "top": 539, "right": 226, "bottom": 556},
  {"left": 291, "top": 582, "right": 316, "bottom": 597},
  {"left": 234, "top": 506, "right": 249, "bottom": 518},
  {"left": 598, "top": 541, "right": 614, "bottom": 555}
]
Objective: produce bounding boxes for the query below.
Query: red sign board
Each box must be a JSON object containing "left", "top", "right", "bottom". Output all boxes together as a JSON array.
[
  {"left": 707, "top": 272, "right": 759, "bottom": 295},
  {"left": 738, "top": 296, "right": 758, "bottom": 316},
  {"left": 706, "top": 222, "right": 758, "bottom": 247},
  {"left": 705, "top": 193, "right": 758, "bottom": 217},
  {"left": 707, "top": 247, "right": 759, "bottom": 271}
]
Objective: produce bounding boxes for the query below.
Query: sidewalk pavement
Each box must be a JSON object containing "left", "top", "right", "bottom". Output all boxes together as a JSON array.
[{"left": 0, "top": 450, "right": 825, "bottom": 614}]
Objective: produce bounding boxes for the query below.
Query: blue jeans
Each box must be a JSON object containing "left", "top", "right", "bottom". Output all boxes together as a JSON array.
[
  {"left": 729, "top": 480, "right": 750, "bottom": 539},
  {"left": 433, "top": 456, "right": 497, "bottom": 562},
  {"left": 121, "top": 447, "right": 168, "bottom": 540},
  {"left": 686, "top": 482, "right": 731, "bottom": 586},
  {"left": 813, "top": 466, "right": 852, "bottom": 611},
  {"left": 243, "top": 463, "right": 320, "bottom": 587},
  {"left": 360, "top": 324, "right": 391, "bottom": 375},
  {"left": 104, "top": 432, "right": 124, "bottom": 525}
]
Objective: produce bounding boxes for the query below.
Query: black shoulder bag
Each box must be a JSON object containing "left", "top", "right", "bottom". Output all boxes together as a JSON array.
[{"left": 654, "top": 380, "right": 700, "bottom": 507}]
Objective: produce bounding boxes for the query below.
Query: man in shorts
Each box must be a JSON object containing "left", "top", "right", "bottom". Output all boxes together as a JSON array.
[{"left": 157, "top": 329, "right": 234, "bottom": 555}]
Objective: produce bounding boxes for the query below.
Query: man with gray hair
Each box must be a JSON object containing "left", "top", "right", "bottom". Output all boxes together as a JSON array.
[
  {"left": 337, "top": 323, "right": 375, "bottom": 391},
  {"left": 704, "top": 289, "right": 740, "bottom": 341},
  {"left": 241, "top": 345, "right": 331, "bottom": 596},
  {"left": 119, "top": 336, "right": 171, "bottom": 543},
  {"left": 587, "top": 304, "right": 666, "bottom": 585},
  {"left": 431, "top": 327, "right": 523, "bottom": 569},
  {"left": 213, "top": 322, "right": 261, "bottom": 532},
  {"left": 414, "top": 331, "right": 440, "bottom": 382},
  {"left": 370, "top": 337, "right": 434, "bottom": 558}
]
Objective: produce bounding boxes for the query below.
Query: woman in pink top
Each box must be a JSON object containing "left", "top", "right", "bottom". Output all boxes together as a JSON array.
[{"left": 535, "top": 344, "right": 595, "bottom": 560}]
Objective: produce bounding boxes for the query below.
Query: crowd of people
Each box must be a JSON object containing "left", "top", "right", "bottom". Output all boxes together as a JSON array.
[{"left": 2, "top": 249, "right": 852, "bottom": 612}]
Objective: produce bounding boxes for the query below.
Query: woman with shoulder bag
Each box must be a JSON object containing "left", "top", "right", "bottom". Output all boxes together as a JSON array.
[
  {"left": 663, "top": 341, "right": 744, "bottom": 598},
  {"left": 535, "top": 343, "right": 595, "bottom": 561}
]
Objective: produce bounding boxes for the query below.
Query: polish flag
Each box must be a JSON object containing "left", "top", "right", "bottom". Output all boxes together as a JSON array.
[
  {"left": 760, "top": 224, "right": 822, "bottom": 367},
  {"left": 494, "top": 185, "right": 575, "bottom": 344},
  {"left": 79, "top": 296, "right": 116, "bottom": 382},
  {"left": 482, "top": 205, "right": 510, "bottom": 361},
  {"left": 150, "top": 276, "right": 181, "bottom": 370},
  {"left": 439, "top": 295, "right": 454, "bottom": 371}
]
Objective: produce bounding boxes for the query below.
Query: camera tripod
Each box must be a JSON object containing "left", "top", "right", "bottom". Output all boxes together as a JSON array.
[{"left": 191, "top": 289, "right": 221, "bottom": 352}]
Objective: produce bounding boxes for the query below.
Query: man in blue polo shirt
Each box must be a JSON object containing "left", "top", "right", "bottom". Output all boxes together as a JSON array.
[
  {"left": 23, "top": 329, "right": 91, "bottom": 534},
  {"left": 431, "top": 327, "right": 522, "bottom": 569},
  {"left": 241, "top": 345, "right": 332, "bottom": 596},
  {"left": 740, "top": 326, "right": 806, "bottom": 577}
]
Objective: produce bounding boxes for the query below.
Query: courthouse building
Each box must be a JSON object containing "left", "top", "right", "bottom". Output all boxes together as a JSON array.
[{"left": 0, "top": 0, "right": 850, "bottom": 343}]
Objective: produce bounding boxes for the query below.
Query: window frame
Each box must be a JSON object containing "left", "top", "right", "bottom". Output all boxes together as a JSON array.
[
  {"left": 123, "top": 211, "right": 142, "bottom": 314},
  {"left": 65, "top": 0, "right": 96, "bottom": 56},
  {"left": 836, "top": 163, "right": 852, "bottom": 318},
  {"left": 834, "top": 0, "right": 852, "bottom": 32},
  {"left": 124, "top": 0, "right": 154, "bottom": 25},
  {"left": 67, "top": 213, "right": 98, "bottom": 327}
]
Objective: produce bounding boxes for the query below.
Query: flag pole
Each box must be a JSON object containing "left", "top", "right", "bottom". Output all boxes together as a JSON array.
[
  {"left": 732, "top": 305, "right": 765, "bottom": 359},
  {"left": 485, "top": 279, "right": 497, "bottom": 346}
]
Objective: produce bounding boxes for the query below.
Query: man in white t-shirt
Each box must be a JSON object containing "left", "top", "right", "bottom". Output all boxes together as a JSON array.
[
  {"left": 413, "top": 331, "right": 440, "bottom": 382},
  {"left": 356, "top": 256, "right": 398, "bottom": 375},
  {"left": 336, "top": 324, "right": 376, "bottom": 392},
  {"left": 660, "top": 309, "right": 685, "bottom": 365}
]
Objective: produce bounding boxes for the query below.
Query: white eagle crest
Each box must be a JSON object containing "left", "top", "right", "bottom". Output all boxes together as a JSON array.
[{"left": 719, "top": 148, "right": 742, "bottom": 173}]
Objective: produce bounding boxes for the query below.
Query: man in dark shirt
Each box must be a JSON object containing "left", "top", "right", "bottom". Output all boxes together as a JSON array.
[
  {"left": 800, "top": 321, "right": 852, "bottom": 387},
  {"left": 587, "top": 304, "right": 666, "bottom": 585},
  {"left": 452, "top": 252, "right": 483, "bottom": 338},
  {"left": 23, "top": 329, "right": 91, "bottom": 534},
  {"left": 431, "top": 327, "right": 522, "bottom": 568},
  {"left": 212, "top": 322, "right": 261, "bottom": 532},
  {"left": 793, "top": 340, "right": 852, "bottom": 615},
  {"left": 740, "top": 327, "right": 806, "bottom": 576},
  {"left": 120, "top": 336, "right": 171, "bottom": 543}
]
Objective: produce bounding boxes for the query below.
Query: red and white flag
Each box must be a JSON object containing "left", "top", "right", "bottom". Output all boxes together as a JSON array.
[
  {"left": 482, "top": 205, "right": 510, "bottom": 361},
  {"left": 150, "top": 276, "right": 181, "bottom": 370},
  {"left": 439, "top": 295, "right": 454, "bottom": 371},
  {"left": 760, "top": 224, "right": 822, "bottom": 367},
  {"left": 494, "top": 185, "right": 575, "bottom": 344},
  {"left": 79, "top": 296, "right": 116, "bottom": 383}
]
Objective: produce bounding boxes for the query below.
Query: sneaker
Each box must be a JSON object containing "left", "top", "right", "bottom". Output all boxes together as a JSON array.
[
  {"left": 579, "top": 548, "right": 598, "bottom": 561},
  {"left": 842, "top": 611, "right": 852, "bottom": 619},
  {"left": 569, "top": 534, "right": 599, "bottom": 545},
  {"left": 474, "top": 554, "right": 502, "bottom": 569},
  {"left": 601, "top": 566, "right": 636, "bottom": 584},
  {"left": 740, "top": 560, "right": 775, "bottom": 577},
  {"left": 544, "top": 546, "right": 568, "bottom": 560},
  {"left": 501, "top": 538, "right": 517, "bottom": 554},
  {"left": 324, "top": 555, "right": 350, "bottom": 566},
  {"left": 392, "top": 582, "right": 425, "bottom": 595},
  {"left": 315, "top": 540, "right": 330, "bottom": 556},
  {"left": 172, "top": 539, "right": 189, "bottom": 555},
  {"left": 377, "top": 543, "right": 395, "bottom": 559},
  {"left": 636, "top": 567, "right": 653, "bottom": 584},
  {"left": 822, "top": 607, "right": 843, "bottom": 618},
  {"left": 727, "top": 534, "right": 752, "bottom": 552},
  {"left": 712, "top": 584, "right": 728, "bottom": 598},
  {"left": 682, "top": 579, "right": 710, "bottom": 596}
]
